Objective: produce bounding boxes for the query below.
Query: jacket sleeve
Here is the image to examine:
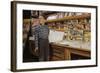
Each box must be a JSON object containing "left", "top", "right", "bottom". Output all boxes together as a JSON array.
[{"left": 34, "top": 27, "right": 39, "bottom": 48}]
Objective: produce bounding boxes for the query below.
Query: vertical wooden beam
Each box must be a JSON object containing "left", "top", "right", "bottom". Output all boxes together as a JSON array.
[{"left": 64, "top": 48, "right": 71, "bottom": 60}]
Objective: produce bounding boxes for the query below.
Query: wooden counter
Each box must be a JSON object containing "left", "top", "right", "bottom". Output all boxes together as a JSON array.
[
  {"left": 49, "top": 41, "right": 91, "bottom": 61},
  {"left": 28, "top": 39, "right": 91, "bottom": 61}
]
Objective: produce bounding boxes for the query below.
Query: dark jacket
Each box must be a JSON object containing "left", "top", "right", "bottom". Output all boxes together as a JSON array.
[{"left": 32, "top": 24, "right": 49, "bottom": 48}]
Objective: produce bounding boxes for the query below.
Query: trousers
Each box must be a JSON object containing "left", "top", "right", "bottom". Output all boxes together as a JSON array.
[{"left": 38, "top": 38, "right": 49, "bottom": 61}]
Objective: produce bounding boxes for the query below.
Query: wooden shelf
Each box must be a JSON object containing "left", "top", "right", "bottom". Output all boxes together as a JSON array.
[
  {"left": 23, "top": 14, "right": 91, "bottom": 24},
  {"left": 23, "top": 19, "right": 31, "bottom": 23},
  {"left": 46, "top": 14, "right": 91, "bottom": 23}
]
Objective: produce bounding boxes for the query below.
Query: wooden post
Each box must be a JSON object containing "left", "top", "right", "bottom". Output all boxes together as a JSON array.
[{"left": 64, "top": 48, "right": 71, "bottom": 60}]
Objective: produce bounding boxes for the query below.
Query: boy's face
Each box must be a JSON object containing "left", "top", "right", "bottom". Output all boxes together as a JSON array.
[{"left": 39, "top": 16, "right": 45, "bottom": 24}]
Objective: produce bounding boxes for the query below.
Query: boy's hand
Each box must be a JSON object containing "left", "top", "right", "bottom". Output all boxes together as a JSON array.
[{"left": 34, "top": 47, "right": 38, "bottom": 52}]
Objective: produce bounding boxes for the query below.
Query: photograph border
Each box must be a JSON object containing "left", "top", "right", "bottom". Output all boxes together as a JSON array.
[{"left": 11, "top": 1, "right": 98, "bottom": 72}]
